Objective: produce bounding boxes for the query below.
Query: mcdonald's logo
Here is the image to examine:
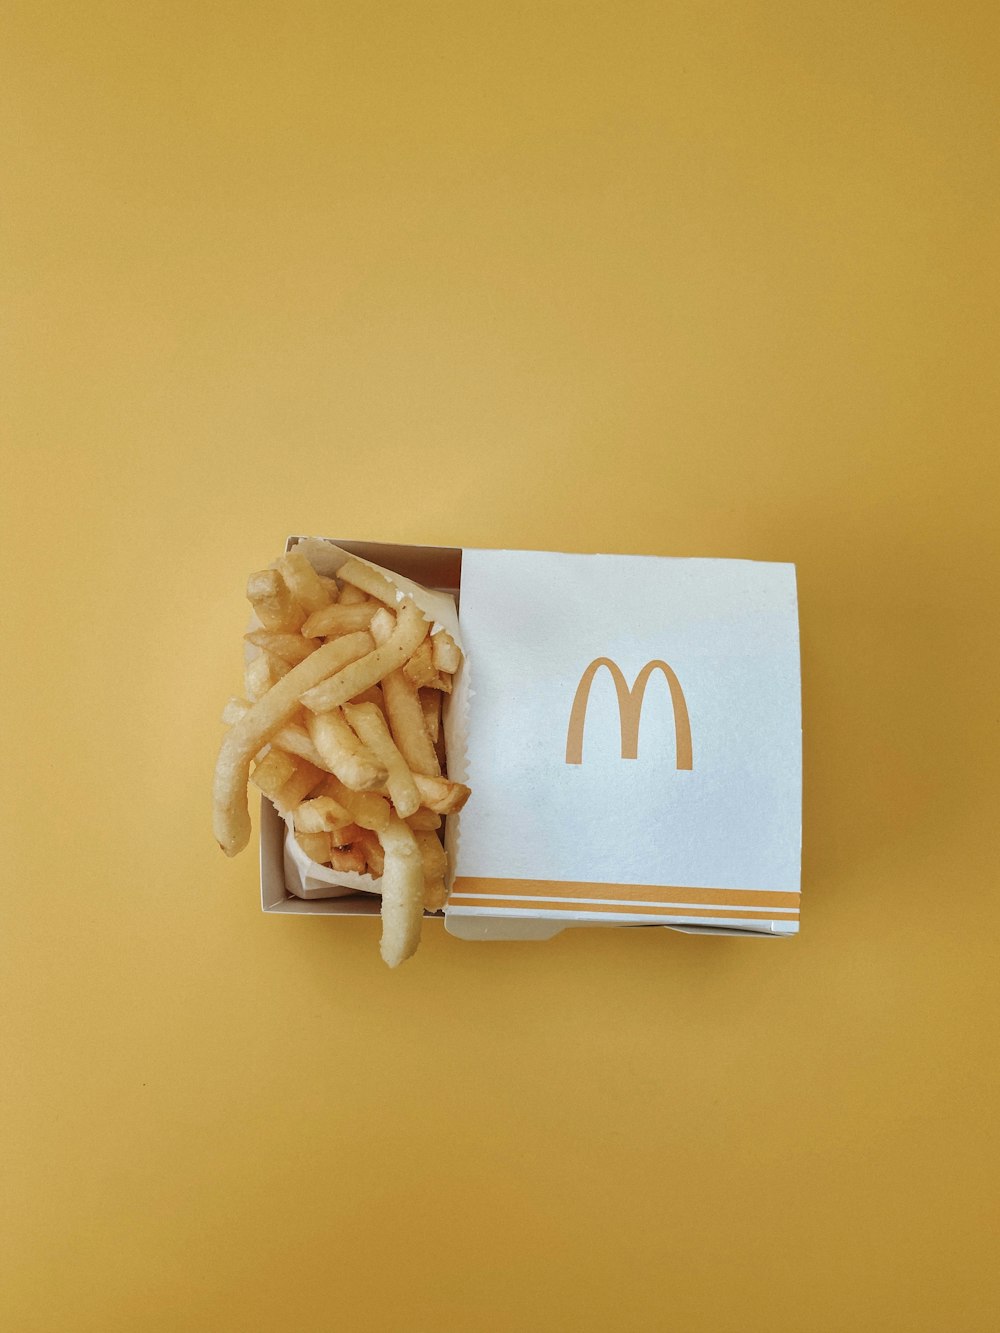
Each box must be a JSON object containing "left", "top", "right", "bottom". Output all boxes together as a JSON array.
[{"left": 565, "top": 658, "right": 693, "bottom": 768}]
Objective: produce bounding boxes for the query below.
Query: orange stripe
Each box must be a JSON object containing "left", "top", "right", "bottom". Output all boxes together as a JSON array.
[
  {"left": 450, "top": 897, "right": 794, "bottom": 922},
  {"left": 452, "top": 877, "right": 799, "bottom": 911}
]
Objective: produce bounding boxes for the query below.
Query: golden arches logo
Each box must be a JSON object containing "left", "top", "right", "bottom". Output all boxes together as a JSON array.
[{"left": 565, "top": 658, "right": 693, "bottom": 768}]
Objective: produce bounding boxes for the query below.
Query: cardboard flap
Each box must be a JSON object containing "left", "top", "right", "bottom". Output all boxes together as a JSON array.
[{"left": 445, "top": 548, "right": 801, "bottom": 935}]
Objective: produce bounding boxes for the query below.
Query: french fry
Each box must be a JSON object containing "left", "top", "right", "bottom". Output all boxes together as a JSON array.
[
  {"left": 414, "top": 828, "right": 448, "bottom": 908},
  {"left": 350, "top": 684, "right": 385, "bottom": 710},
  {"left": 307, "top": 709, "right": 388, "bottom": 791},
  {"left": 301, "top": 601, "right": 379, "bottom": 639},
  {"left": 223, "top": 699, "right": 334, "bottom": 771},
  {"left": 377, "top": 813, "right": 425, "bottom": 968},
  {"left": 412, "top": 773, "right": 472, "bottom": 814},
  {"left": 293, "top": 795, "right": 355, "bottom": 833},
  {"left": 276, "top": 549, "right": 331, "bottom": 615},
  {"left": 406, "top": 808, "right": 441, "bottom": 831},
  {"left": 423, "top": 878, "right": 448, "bottom": 911},
  {"left": 337, "top": 557, "right": 399, "bottom": 607},
  {"left": 319, "top": 776, "right": 391, "bottom": 833},
  {"left": 250, "top": 748, "right": 297, "bottom": 797},
  {"left": 353, "top": 827, "right": 385, "bottom": 878},
  {"left": 369, "top": 611, "right": 440, "bottom": 776},
  {"left": 245, "top": 651, "right": 290, "bottom": 701},
  {"left": 271, "top": 756, "right": 327, "bottom": 814},
  {"left": 299, "top": 600, "right": 430, "bottom": 715},
  {"left": 431, "top": 630, "right": 462, "bottom": 674},
  {"left": 343, "top": 702, "right": 422, "bottom": 819},
  {"left": 329, "top": 846, "right": 368, "bottom": 875},
  {"left": 384, "top": 669, "right": 440, "bottom": 775},
  {"left": 419, "top": 688, "right": 441, "bottom": 744},
  {"left": 414, "top": 828, "right": 447, "bottom": 883},
  {"left": 368, "top": 606, "right": 395, "bottom": 638},
  {"left": 222, "top": 696, "right": 249, "bottom": 726},
  {"left": 295, "top": 830, "right": 332, "bottom": 864},
  {"left": 245, "top": 630, "right": 322, "bottom": 664},
  {"left": 409, "top": 628, "right": 455, "bottom": 693},
  {"left": 329, "top": 822, "right": 363, "bottom": 848},
  {"left": 403, "top": 639, "right": 438, "bottom": 688},
  {"left": 338, "top": 583, "right": 367, "bottom": 605},
  {"left": 267, "top": 652, "right": 294, "bottom": 679},
  {"left": 317, "top": 574, "right": 341, "bottom": 600},
  {"left": 243, "top": 655, "right": 269, "bottom": 702},
  {"left": 247, "top": 750, "right": 324, "bottom": 814},
  {"left": 409, "top": 669, "right": 451, "bottom": 694},
  {"left": 213, "top": 630, "right": 374, "bottom": 856},
  {"left": 246, "top": 569, "right": 306, "bottom": 632},
  {"left": 268, "top": 720, "right": 327, "bottom": 769}
]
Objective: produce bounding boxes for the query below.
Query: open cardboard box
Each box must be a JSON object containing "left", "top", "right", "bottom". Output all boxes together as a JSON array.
[{"left": 260, "top": 537, "right": 802, "bottom": 942}]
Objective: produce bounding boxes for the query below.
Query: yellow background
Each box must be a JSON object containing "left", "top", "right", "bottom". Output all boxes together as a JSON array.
[{"left": 4, "top": 3, "right": 999, "bottom": 1329}]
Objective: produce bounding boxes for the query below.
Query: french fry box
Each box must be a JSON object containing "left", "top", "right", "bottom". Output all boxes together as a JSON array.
[{"left": 260, "top": 537, "right": 802, "bottom": 941}]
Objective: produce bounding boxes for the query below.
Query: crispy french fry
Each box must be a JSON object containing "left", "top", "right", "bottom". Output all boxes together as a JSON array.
[
  {"left": 301, "top": 601, "right": 379, "bottom": 639},
  {"left": 245, "top": 630, "right": 322, "bottom": 664},
  {"left": 369, "top": 605, "right": 395, "bottom": 637},
  {"left": 243, "top": 654, "right": 269, "bottom": 702},
  {"left": 306, "top": 709, "right": 388, "bottom": 791},
  {"left": 405, "top": 808, "right": 441, "bottom": 831},
  {"left": 343, "top": 702, "right": 421, "bottom": 819},
  {"left": 423, "top": 878, "right": 448, "bottom": 911},
  {"left": 295, "top": 830, "right": 332, "bottom": 864},
  {"left": 222, "top": 696, "right": 249, "bottom": 726},
  {"left": 377, "top": 813, "right": 424, "bottom": 968},
  {"left": 337, "top": 557, "right": 399, "bottom": 606},
  {"left": 384, "top": 670, "right": 440, "bottom": 775},
  {"left": 317, "top": 574, "right": 341, "bottom": 600},
  {"left": 329, "top": 822, "right": 363, "bottom": 848},
  {"left": 250, "top": 748, "right": 297, "bottom": 797},
  {"left": 409, "top": 669, "right": 451, "bottom": 694},
  {"left": 412, "top": 773, "right": 471, "bottom": 814},
  {"left": 431, "top": 630, "right": 462, "bottom": 674},
  {"left": 213, "top": 631, "right": 374, "bottom": 856},
  {"left": 271, "top": 756, "right": 327, "bottom": 813},
  {"left": 403, "top": 639, "right": 438, "bottom": 688},
  {"left": 293, "top": 795, "right": 355, "bottom": 833},
  {"left": 299, "top": 600, "right": 429, "bottom": 715},
  {"left": 414, "top": 828, "right": 447, "bottom": 883},
  {"left": 419, "top": 688, "right": 441, "bottom": 743},
  {"left": 276, "top": 549, "right": 331, "bottom": 615},
  {"left": 267, "top": 652, "right": 293, "bottom": 678},
  {"left": 319, "top": 776, "right": 391, "bottom": 833},
  {"left": 268, "top": 721, "right": 326, "bottom": 769},
  {"left": 350, "top": 684, "right": 385, "bottom": 710},
  {"left": 225, "top": 698, "right": 336, "bottom": 771},
  {"left": 246, "top": 569, "right": 306, "bottom": 632},
  {"left": 328, "top": 846, "right": 368, "bottom": 875},
  {"left": 353, "top": 827, "right": 385, "bottom": 878},
  {"left": 413, "top": 827, "right": 448, "bottom": 909},
  {"left": 369, "top": 611, "right": 440, "bottom": 776},
  {"left": 245, "top": 651, "right": 290, "bottom": 701},
  {"left": 337, "top": 583, "right": 367, "bottom": 605}
]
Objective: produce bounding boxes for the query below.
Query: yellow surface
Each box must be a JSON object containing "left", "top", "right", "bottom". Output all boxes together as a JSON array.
[{"left": 4, "top": 3, "right": 999, "bottom": 1329}]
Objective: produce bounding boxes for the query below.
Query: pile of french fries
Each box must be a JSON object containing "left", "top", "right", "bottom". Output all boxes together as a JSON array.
[{"left": 213, "top": 548, "right": 469, "bottom": 966}]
